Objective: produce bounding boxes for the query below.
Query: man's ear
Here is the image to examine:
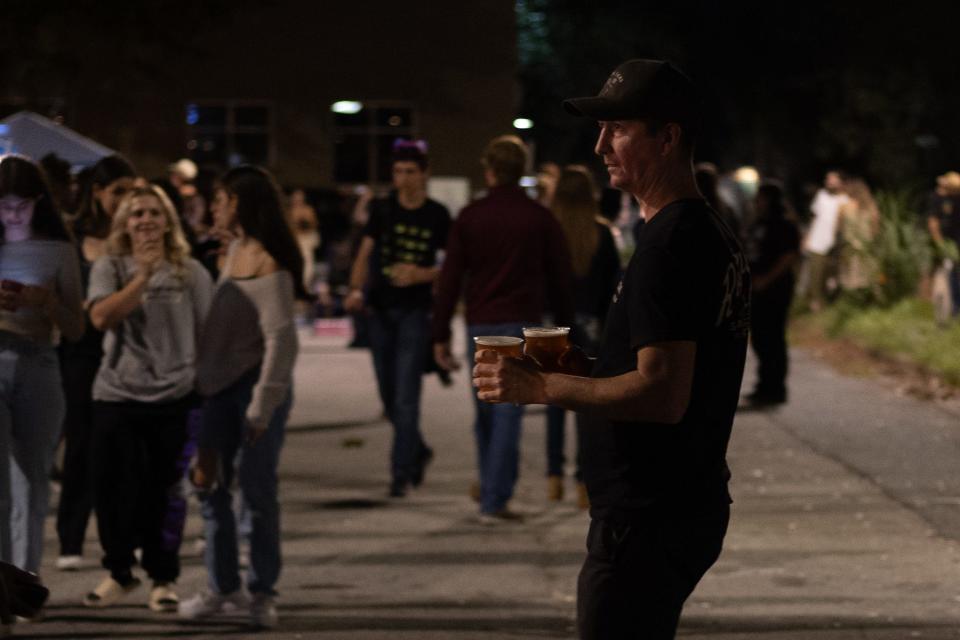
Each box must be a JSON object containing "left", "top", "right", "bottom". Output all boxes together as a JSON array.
[{"left": 660, "top": 123, "right": 684, "bottom": 157}]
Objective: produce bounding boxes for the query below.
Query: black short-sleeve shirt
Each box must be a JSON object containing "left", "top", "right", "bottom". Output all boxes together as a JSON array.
[
  {"left": 746, "top": 216, "right": 801, "bottom": 291},
  {"left": 582, "top": 199, "right": 751, "bottom": 519},
  {"left": 363, "top": 194, "right": 451, "bottom": 310}
]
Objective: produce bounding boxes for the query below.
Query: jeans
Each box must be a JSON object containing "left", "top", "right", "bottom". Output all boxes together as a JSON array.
[
  {"left": 367, "top": 306, "right": 430, "bottom": 485},
  {"left": 0, "top": 335, "right": 64, "bottom": 573},
  {"left": 56, "top": 353, "right": 100, "bottom": 557},
  {"left": 545, "top": 314, "right": 598, "bottom": 480},
  {"left": 468, "top": 322, "right": 526, "bottom": 514},
  {"left": 546, "top": 405, "right": 566, "bottom": 477},
  {"left": 91, "top": 398, "right": 190, "bottom": 583},
  {"left": 199, "top": 367, "right": 291, "bottom": 596}
]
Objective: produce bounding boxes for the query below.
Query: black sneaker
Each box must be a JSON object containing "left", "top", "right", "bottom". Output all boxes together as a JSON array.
[
  {"left": 744, "top": 390, "right": 787, "bottom": 407},
  {"left": 411, "top": 446, "right": 434, "bottom": 488},
  {"left": 388, "top": 480, "right": 407, "bottom": 498}
]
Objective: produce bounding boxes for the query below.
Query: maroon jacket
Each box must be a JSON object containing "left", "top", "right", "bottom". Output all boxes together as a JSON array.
[{"left": 432, "top": 185, "right": 575, "bottom": 343}]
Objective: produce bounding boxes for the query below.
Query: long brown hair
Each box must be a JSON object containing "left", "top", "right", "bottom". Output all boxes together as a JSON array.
[
  {"left": 552, "top": 165, "right": 600, "bottom": 278},
  {"left": 0, "top": 155, "right": 71, "bottom": 243}
]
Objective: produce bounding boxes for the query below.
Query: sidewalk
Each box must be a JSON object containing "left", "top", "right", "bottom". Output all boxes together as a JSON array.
[{"left": 12, "top": 322, "right": 960, "bottom": 638}]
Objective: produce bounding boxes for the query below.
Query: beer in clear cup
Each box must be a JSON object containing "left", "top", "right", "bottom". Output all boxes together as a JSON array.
[
  {"left": 473, "top": 336, "right": 524, "bottom": 359},
  {"left": 522, "top": 326, "right": 570, "bottom": 371}
]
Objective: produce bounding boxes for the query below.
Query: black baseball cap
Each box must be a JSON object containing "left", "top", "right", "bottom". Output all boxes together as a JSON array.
[{"left": 563, "top": 59, "right": 701, "bottom": 130}]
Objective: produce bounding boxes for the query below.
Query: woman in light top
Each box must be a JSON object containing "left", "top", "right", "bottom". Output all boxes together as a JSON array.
[
  {"left": 82, "top": 185, "right": 213, "bottom": 612},
  {"left": 179, "top": 165, "right": 304, "bottom": 630},
  {"left": 0, "top": 155, "right": 84, "bottom": 576}
]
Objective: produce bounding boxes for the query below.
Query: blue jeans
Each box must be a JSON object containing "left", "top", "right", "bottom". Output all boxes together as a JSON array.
[
  {"left": 0, "top": 335, "right": 64, "bottom": 573},
  {"left": 368, "top": 307, "right": 430, "bottom": 485},
  {"left": 545, "top": 314, "right": 598, "bottom": 480},
  {"left": 199, "top": 367, "right": 291, "bottom": 596},
  {"left": 546, "top": 405, "right": 566, "bottom": 477},
  {"left": 468, "top": 322, "right": 526, "bottom": 514}
]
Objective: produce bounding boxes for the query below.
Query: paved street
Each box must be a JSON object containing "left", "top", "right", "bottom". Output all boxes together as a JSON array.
[{"left": 12, "top": 320, "right": 960, "bottom": 639}]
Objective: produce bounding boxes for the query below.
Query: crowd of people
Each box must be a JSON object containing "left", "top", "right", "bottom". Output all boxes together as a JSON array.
[
  {"left": 0, "top": 55, "right": 953, "bottom": 638},
  {"left": 0, "top": 153, "right": 302, "bottom": 630}
]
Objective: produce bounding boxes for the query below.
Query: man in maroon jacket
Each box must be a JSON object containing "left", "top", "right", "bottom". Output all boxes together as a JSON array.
[{"left": 432, "top": 134, "right": 574, "bottom": 523}]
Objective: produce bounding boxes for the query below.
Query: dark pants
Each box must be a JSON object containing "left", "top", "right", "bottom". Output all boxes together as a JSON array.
[
  {"left": 577, "top": 503, "right": 729, "bottom": 640},
  {"left": 55, "top": 355, "right": 100, "bottom": 557},
  {"left": 160, "top": 408, "right": 202, "bottom": 554},
  {"left": 949, "top": 263, "right": 960, "bottom": 316},
  {"left": 367, "top": 306, "right": 430, "bottom": 486},
  {"left": 750, "top": 284, "right": 793, "bottom": 399},
  {"left": 91, "top": 398, "right": 190, "bottom": 583}
]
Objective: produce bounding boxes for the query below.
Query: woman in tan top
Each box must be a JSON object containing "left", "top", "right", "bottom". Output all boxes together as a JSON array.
[
  {"left": 0, "top": 156, "right": 84, "bottom": 579},
  {"left": 180, "top": 165, "right": 306, "bottom": 629},
  {"left": 837, "top": 178, "right": 880, "bottom": 299}
]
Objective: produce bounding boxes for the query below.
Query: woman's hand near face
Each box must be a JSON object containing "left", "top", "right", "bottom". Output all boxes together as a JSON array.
[{"left": 132, "top": 239, "right": 164, "bottom": 278}]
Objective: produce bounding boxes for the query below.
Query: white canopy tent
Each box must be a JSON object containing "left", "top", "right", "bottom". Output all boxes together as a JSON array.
[{"left": 0, "top": 111, "right": 116, "bottom": 169}]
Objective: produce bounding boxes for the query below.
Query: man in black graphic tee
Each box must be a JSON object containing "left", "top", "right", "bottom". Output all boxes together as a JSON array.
[
  {"left": 472, "top": 59, "right": 750, "bottom": 639},
  {"left": 345, "top": 141, "right": 451, "bottom": 498}
]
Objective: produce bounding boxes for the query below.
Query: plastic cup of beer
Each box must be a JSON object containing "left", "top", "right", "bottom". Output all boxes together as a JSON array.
[
  {"left": 473, "top": 336, "right": 524, "bottom": 359},
  {"left": 522, "top": 326, "right": 571, "bottom": 371}
]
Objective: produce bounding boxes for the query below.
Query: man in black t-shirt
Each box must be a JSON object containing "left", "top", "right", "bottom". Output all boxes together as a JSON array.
[
  {"left": 472, "top": 60, "right": 750, "bottom": 639},
  {"left": 345, "top": 142, "right": 451, "bottom": 498}
]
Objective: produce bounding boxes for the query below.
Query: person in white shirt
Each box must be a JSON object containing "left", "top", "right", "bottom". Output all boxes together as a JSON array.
[{"left": 802, "top": 170, "right": 849, "bottom": 310}]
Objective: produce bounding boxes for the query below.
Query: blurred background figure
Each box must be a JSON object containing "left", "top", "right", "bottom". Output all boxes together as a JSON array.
[
  {"left": 343, "top": 141, "right": 450, "bottom": 498},
  {"left": 543, "top": 165, "right": 620, "bottom": 507},
  {"left": 744, "top": 181, "right": 801, "bottom": 407},
  {"left": 695, "top": 162, "right": 740, "bottom": 239},
  {"left": 837, "top": 178, "right": 880, "bottom": 303},
  {"left": 535, "top": 161, "right": 561, "bottom": 207},
  {"left": 801, "top": 170, "right": 848, "bottom": 311},
  {"left": 56, "top": 154, "right": 137, "bottom": 573},
  {"left": 0, "top": 156, "right": 84, "bottom": 579},
  {"left": 168, "top": 158, "right": 206, "bottom": 237},
  {"left": 39, "top": 153, "right": 74, "bottom": 214},
  {"left": 287, "top": 188, "right": 320, "bottom": 301},
  {"left": 432, "top": 135, "right": 574, "bottom": 523},
  {"left": 926, "top": 171, "right": 960, "bottom": 316}
]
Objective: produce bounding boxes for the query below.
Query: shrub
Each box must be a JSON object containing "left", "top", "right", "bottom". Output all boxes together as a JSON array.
[{"left": 870, "top": 190, "right": 932, "bottom": 306}]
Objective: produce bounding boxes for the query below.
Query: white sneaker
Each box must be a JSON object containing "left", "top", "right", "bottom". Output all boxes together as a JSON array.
[
  {"left": 56, "top": 555, "right": 82, "bottom": 571},
  {"left": 179, "top": 590, "right": 249, "bottom": 620},
  {"left": 249, "top": 593, "right": 278, "bottom": 629}
]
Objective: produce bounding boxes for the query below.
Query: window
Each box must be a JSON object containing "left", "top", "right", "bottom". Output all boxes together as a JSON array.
[
  {"left": 185, "top": 101, "right": 273, "bottom": 167},
  {"left": 332, "top": 102, "right": 417, "bottom": 185}
]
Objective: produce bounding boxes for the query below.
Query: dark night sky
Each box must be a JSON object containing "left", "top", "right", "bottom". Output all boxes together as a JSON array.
[
  {"left": 517, "top": 1, "right": 960, "bottom": 194},
  {"left": 3, "top": 1, "right": 958, "bottom": 197}
]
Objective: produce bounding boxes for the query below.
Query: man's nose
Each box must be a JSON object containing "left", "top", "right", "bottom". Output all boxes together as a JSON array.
[{"left": 594, "top": 127, "right": 610, "bottom": 156}]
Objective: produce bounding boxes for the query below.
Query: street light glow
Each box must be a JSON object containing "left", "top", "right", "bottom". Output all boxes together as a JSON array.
[
  {"left": 513, "top": 118, "right": 534, "bottom": 130},
  {"left": 331, "top": 100, "right": 363, "bottom": 114}
]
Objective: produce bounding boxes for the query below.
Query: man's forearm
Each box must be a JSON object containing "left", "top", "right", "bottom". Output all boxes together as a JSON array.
[{"left": 543, "top": 370, "right": 687, "bottom": 424}]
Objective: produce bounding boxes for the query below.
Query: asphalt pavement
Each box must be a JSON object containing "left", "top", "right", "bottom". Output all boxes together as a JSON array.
[{"left": 8, "top": 319, "right": 960, "bottom": 639}]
